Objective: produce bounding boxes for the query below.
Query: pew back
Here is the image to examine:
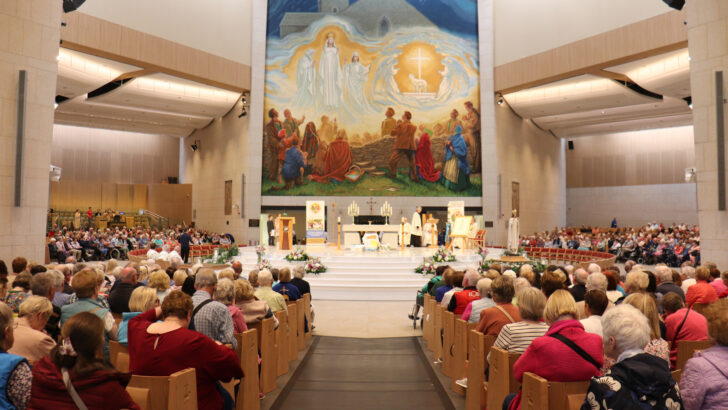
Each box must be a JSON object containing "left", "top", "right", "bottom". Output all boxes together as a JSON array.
[
  {"left": 235, "top": 330, "right": 261, "bottom": 410},
  {"left": 128, "top": 368, "right": 197, "bottom": 410},
  {"left": 675, "top": 339, "right": 714, "bottom": 371},
  {"left": 521, "top": 372, "right": 589, "bottom": 410},
  {"left": 486, "top": 347, "right": 521, "bottom": 410}
]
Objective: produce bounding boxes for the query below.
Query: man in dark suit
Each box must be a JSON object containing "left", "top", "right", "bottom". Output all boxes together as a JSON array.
[
  {"left": 388, "top": 111, "right": 418, "bottom": 182},
  {"left": 267, "top": 215, "right": 275, "bottom": 246},
  {"left": 178, "top": 229, "right": 192, "bottom": 263}
]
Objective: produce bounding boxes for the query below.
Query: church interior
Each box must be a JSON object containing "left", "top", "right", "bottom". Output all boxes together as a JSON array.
[{"left": 1, "top": 0, "right": 727, "bottom": 409}]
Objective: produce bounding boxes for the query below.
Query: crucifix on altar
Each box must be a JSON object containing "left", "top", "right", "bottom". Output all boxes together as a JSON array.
[{"left": 366, "top": 197, "right": 377, "bottom": 214}]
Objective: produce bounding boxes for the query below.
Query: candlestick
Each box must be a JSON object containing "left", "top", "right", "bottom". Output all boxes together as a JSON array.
[{"left": 337, "top": 216, "right": 341, "bottom": 223}]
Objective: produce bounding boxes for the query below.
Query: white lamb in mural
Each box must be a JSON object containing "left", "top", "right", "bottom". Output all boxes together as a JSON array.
[{"left": 409, "top": 74, "right": 427, "bottom": 93}]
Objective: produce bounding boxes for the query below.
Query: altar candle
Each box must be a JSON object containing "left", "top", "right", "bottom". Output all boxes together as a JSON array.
[{"left": 338, "top": 216, "right": 341, "bottom": 223}]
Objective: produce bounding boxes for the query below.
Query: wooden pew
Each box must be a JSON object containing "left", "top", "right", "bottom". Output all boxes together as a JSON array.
[
  {"left": 486, "top": 347, "right": 521, "bottom": 410},
  {"left": 286, "top": 302, "right": 298, "bottom": 361},
  {"left": 464, "top": 331, "right": 496, "bottom": 410},
  {"left": 521, "top": 372, "right": 589, "bottom": 410},
  {"left": 295, "top": 298, "right": 305, "bottom": 350},
  {"left": 249, "top": 317, "right": 277, "bottom": 394},
  {"left": 450, "top": 319, "right": 469, "bottom": 395},
  {"left": 109, "top": 340, "right": 130, "bottom": 373},
  {"left": 303, "top": 293, "right": 312, "bottom": 340},
  {"left": 274, "top": 310, "right": 289, "bottom": 376},
  {"left": 433, "top": 304, "right": 444, "bottom": 361},
  {"left": 235, "top": 330, "right": 261, "bottom": 410},
  {"left": 675, "top": 340, "right": 714, "bottom": 371},
  {"left": 128, "top": 368, "right": 197, "bottom": 410},
  {"left": 127, "top": 386, "right": 152, "bottom": 410},
  {"left": 442, "top": 311, "right": 455, "bottom": 377}
]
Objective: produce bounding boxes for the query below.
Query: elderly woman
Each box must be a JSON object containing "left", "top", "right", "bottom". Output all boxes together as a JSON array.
[
  {"left": 218, "top": 268, "right": 237, "bottom": 282},
  {"left": 148, "top": 270, "right": 171, "bottom": 303},
  {"left": 540, "top": 269, "right": 566, "bottom": 298},
  {"left": 462, "top": 278, "right": 494, "bottom": 324},
  {"left": 623, "top": 293, "right": 669, "bottom": 360},
  {"left": 290, "top": 265, "right": 311, "bottom": 296},
  {"left": 441, "top": 270, "right": 464, "bottom": 307},
  {"left": 662, "top": 292, "right": 708, "bottom": 368},
  {"left": 0, "top": 302, "right": 32, "bottom": 409},
  {"left": 128, "top": 291, "right": 243, "bottom": 410},
  {"left": 117, "top": 287, "right": 159, "bottom": 345},
  {"left": 4, "top": 272, "right": 32, "bottom": 313},
  {"left": 504, "top": 290, "right": 602, "bottom": 410},
  {"left": 234, "top": 279, "right": 278, "bottom": 327},
  {"left": 8, "top": 296, "right": 56, "bottom": 364},
  {"left": 488, "top": 287, "right": 548, "bottom": 363},
  {"left": 681, "top": 298, "right": 728, "bottom": 410},
  {"left": 685, "top": 266, "right": 718, "bottom": 307},
  {"left": 476, "top": 276, "right": 521, "bottom": 336},
  {"left": 602, "top": 270, "right": 623, "bottom": 303},
  {"left": 171, "top": 269, "right": 188, "bottom": 291},
  {"left": 29, "top": 311, "right": 139, "bottom": 409},
  {"left": 582, "top": 304, "right": 682, "bottom": 409},
  {"left": 248, "top": 270, "right": 260, "bottom": 288},
  {"left": 273, "top": 268, "right": 302, "bottom": 302},
  {"left": 434, "top": 268, "right": 456, "bottom": 303},
  {"left": 214, "top": 278, "right": 248, "bottom": 334}
]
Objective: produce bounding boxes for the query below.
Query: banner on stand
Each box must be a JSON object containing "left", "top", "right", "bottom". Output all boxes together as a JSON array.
[{"left": 306, "top": 200, "right": 326, "bottom": 244}]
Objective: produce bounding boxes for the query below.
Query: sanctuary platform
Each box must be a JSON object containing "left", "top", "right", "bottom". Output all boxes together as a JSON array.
[{"left": 236, "top": 246, "right": 496, "bottom": 301}]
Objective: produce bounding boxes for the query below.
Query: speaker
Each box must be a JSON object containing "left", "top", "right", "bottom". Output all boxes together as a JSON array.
[
  {"left": 568, "top": 140, "right": 574, "bottom": 150},
  {"left": 63, "top": 0, "right": 86, "bottom": 12},
  {"left": 662, "top": 0, "right": 685, "bottom": 10}
]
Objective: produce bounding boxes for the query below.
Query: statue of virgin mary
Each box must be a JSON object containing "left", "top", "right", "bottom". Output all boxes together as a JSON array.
[{"left": 507, "top": 209, "right": 520, "bottom": 253}]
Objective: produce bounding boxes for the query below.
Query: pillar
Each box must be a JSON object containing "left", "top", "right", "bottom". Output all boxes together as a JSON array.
[
  {"left": 0, "top": 0, "right": 61, "bottom": 262},
  {"left": 687, "top": 0, "right": 728, "bottom": 267}
]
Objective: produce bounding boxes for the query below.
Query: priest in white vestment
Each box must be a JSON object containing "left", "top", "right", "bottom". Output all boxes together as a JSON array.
[
  {"left": 423, "top": 220, "right": 437, "bottom": 247},
  {"left": 411, "top": 207, "right": 423, "bottom": 247},
  {"left": 399, "top": 218, "right": 412, "bottom": 246},
  {"left": 507, "top": 210, "right": 520, "bottom": 253}
]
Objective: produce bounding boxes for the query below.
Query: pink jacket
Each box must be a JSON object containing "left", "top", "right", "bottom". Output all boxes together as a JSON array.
[{"left": 680, "top": 345, "right": 728, "bottom": 410}]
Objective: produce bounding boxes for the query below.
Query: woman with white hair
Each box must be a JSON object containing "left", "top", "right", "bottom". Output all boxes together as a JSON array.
[
  {"left": 214, "top": 278, "right": 248, "bottom": 333},
  {"left": 582, "top": 304, "right": 682, "bottom": 409},
  {"left": 462, "top": 278, "right": 495, "bottom": 323},
  {"left": 8, "top": 296, "right": 56, "bottom": 364}
]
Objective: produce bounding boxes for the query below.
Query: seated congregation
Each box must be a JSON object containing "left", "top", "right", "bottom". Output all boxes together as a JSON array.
[
  {"left": 422, "top": 258, "right": 727, "bottom": 410},
  {"left": 0, "top": 255, "right": 314, "bottom": 410}
]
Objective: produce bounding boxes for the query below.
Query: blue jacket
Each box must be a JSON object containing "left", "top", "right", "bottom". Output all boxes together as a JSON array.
[
  {"left": 281, "top": 148, "right": 305, "bottom": 179},
  {"left": 0, "top": 350, "right": 28, "bottom": 410},
  {"left": 272, "top": 282, "right": 302, "bottom": 301}
]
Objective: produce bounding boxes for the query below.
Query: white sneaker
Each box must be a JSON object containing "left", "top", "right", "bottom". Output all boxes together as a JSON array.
[{"left": 455, "top": 378, "right": 468, "bottom": 388}]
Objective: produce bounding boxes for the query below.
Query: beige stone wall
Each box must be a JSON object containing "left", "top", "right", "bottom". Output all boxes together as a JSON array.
[
  {"left": 51, "top": 124, "right": 179, "bottom": 184},
  {"left": 0, "top": 0, "right": 61, "bottom": 263},
  {"left": 180, "top": 100, "right": 252, "bottom": 243},
  {"left": 566, "top": 126, "right": 696, "bottom": 188},
  {"left": 687, "top": 1, "right": 728, "bottom": 268},
  {"left": 494, "top": 104, "right": 566, "bottom": 239}
]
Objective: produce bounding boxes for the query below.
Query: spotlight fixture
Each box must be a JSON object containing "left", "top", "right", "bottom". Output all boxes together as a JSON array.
[
  {"left": 190, "top": 140, "right": 200, "bottom": 152},
  {"left": 497, "top": 98, "right": 504, "bottom": 105},
  {"left": 238, "top": 106, "right": 248, "bottom": 118},
  {"left": 496, "top": 93, "right": 504, "bottom": 106},
  {"left": 684, "top": 96, "right": 692, "bottom": 109},
  {"left": 62, "top": 0, "right": 87, "bottom": 13},
  {"left": 661, "top": 0, "right": 685, "bottom": 10}
]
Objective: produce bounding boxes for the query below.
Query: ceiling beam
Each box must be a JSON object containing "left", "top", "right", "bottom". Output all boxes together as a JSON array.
[
  {"left": 495, "top": 10, "right": 688, "bottom": 94},
  {"left": 60, "top": 12, "right": 250, "bottom": 93}
]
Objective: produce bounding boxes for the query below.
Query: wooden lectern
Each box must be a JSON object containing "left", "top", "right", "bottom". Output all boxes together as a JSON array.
[{"left": 278, "top": 217, "right": 295, "bottom": 251}]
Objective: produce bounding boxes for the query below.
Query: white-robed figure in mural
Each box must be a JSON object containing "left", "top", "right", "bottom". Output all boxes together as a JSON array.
[
  {"left": 318, "top": 33, "right": 343, "bottom": 110},
  {"left": 507, "top": 209, "right": 520, "bottom": 253},
  {"left": 343, "top": 52, "right": 374, "bottom": 113},
  {"left": 293, "top": 49, "right": 316, "bottom": 108}
]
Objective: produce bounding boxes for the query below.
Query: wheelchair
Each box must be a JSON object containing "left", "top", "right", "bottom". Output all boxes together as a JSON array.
[{"left": 408, "top": 290, "right": 425, "bottom": 329}]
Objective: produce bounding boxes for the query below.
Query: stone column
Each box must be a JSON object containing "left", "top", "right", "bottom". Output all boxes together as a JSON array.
[
  {"left": 0, "top": 1, "right": 61, "bottom": 262},
  {"left": 687, "top": 1, "right": 728, "bottom": 267}
]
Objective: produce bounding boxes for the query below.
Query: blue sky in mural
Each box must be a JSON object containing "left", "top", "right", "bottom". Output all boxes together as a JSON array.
[{"left": 266, "top": 0, "right": 478, "bottom": 38}]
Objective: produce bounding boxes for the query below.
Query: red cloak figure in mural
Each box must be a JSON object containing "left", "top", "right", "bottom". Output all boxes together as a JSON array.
[
  {"left": 415, "top": 128, "right": 441, "bottom": 182},
  {"left": 309, "top": 131, "right": 353, "bottom": 182}
]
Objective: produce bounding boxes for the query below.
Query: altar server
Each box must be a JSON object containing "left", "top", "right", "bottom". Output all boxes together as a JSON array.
[
  {"left": 424, "top": 219, "right": 438, "bottom": 247},
  {"left": 399, "top": 218, "right": 412, "bottom": 246},
  {"left": 411, "top": 207, "right": 423, "bottom": 247}
]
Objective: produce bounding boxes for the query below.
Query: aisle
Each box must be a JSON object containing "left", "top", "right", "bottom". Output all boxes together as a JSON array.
[{"left": 269, "top": 336, "right": 455, "bottom": 410}]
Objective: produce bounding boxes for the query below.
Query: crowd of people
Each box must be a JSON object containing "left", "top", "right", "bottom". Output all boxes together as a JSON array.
[
  {"left": 519, "top": 222, "right": 701, "bottom": 266},
  {"left": 46, "top": 225, "right": 234, "bottom": 263},
  {"left": 0, "top": 255, "right": 313, "bottom": 410},
  {"left": 423, "top": 258, "right": 727, "bottom": 409}
]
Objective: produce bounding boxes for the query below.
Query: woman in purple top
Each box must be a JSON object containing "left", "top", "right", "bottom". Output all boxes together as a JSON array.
[{"left": 680, "top": 298, "right": 728, "bottom": 410}]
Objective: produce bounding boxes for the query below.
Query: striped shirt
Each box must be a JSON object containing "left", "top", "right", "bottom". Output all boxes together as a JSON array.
[{"left": 488, "top": 321, "right": 549, "bottom": 363}]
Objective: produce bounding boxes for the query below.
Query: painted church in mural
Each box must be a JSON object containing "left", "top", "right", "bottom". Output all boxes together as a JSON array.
[{"left": 262, "top": 0, "right": 482, "bottom": 197}]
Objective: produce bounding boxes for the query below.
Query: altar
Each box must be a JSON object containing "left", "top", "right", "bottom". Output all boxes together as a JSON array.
[{"left": 342, "top": 224, "right": 401, "bottom": 248}]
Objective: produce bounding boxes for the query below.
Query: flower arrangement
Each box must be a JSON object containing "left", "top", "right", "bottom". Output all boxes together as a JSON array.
[
  {"left": 503, "top": 247, "right": 526, "bottom": 257},
  {"left": 203, "top": 246, "right": 240, "bottom": 265},
  {"left": 284, "top": 247, "right": 309, "bottom": 262},
  {"left": 432, "top": 246, "right": 456, "bottom": 263},
  {"left": 414, "top": 258, "right": 437, "bottom": 275},
  {"left": 255, "top": 245, "right": 266, "bottom": 262},
  {"left": 304, "top": 257, "right": 326, "bottom": 274},
  {"left": 478, "top": 258, "right": 546, "bottom": 275},
  {"left": 478, "top": 247, "right": 489, "bottom": 260},
  {"left": 256, "top": 259, "right": 273, "bottom": 271}
]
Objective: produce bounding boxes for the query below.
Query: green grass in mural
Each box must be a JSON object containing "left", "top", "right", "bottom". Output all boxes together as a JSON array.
[{"left": 262, "top": 168, "right": 482, "bottom": 197}]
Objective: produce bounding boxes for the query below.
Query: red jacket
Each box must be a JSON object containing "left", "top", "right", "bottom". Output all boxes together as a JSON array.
[
  {"left": 28, "top": 357, "right": 138, "bottom": 410},
  {"left": 451, "top": 287, "right": 480, "bottom": 315},
  {"left": 665, "top": 307, "right": 708, "bottom": 367},
  {"left": 685, "top": 281, "right": 718, "bottom": 307},
  {"left": 508, "top": 319, "right": 603, "bottom": 410},
  {"left": 128, "top": 309, "right": 243, "bottom": 410}
]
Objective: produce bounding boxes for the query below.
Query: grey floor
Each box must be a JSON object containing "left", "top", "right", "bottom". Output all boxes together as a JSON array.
[{"left": 269, "top": 336, "right": 455, "bottom": 410}]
